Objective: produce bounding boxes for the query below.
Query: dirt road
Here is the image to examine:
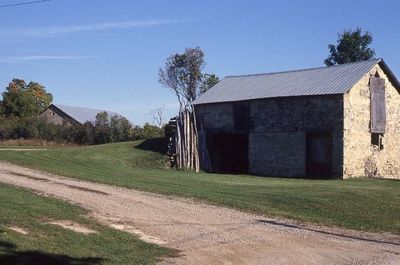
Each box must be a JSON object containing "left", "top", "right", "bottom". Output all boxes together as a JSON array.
[{"left": 0, "top": 162, "right": 399, "bottom": 265}]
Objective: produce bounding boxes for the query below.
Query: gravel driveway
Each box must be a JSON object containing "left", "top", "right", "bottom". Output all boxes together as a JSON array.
[{"left": 0, "top": 162, "right": 399, "bottom": 265}]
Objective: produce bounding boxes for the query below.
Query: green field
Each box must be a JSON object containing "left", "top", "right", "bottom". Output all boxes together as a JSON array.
[
  {"left": 0, "top": 184, "right": 171, "bottom": 265},
  {"left": 0, "top": 140, "right": 399, "bottom": 234}
]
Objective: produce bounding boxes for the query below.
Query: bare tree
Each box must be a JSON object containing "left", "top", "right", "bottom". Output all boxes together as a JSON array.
[{"left": 149, "top": 106, "right": 164, "bottom": 128}]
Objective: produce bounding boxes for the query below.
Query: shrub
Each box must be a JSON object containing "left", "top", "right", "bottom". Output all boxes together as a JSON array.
[{"left": 0, "top": 113, "right": 166, "bottom": 145}]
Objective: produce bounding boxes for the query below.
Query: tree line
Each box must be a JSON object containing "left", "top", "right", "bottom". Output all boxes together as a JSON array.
[{"left": 0, "top": 79, "right": 163, "bottom": 144}]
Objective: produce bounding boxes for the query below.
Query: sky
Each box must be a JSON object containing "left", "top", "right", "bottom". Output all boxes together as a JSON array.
[{"left": 0, "top": 0, "right": 399, "bottom": 125}]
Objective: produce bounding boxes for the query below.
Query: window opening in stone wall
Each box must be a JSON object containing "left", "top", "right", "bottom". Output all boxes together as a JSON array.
[{"left": 371, "top": 133, "right": 384, "bottom": 151}]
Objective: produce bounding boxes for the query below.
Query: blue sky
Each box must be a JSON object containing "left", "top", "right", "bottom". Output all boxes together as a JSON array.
[{"left": 1, "top": 0, "right": 399, "bottom": 125}]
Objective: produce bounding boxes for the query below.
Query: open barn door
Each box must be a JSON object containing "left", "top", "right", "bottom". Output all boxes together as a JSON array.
[
  {"left": 306, "top": 132, "right": 332, "bottom": 178},
  {"left": 213, "top": 133, "right": 249, "bottom": 174}
]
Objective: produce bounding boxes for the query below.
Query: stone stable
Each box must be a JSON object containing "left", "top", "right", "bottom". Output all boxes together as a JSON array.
[
  {"left": 40, "top": 104, "right": 122, "bottom": 126},
  {"left": 40, "top": 105, "right": 77, "bottom": 126},
  {"left": 194, "top": 59, "right": 400, "bottom": 179}
]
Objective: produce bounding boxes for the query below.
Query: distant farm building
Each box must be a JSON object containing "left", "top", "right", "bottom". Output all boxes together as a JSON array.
[
  {"left": 194, "top": 58, "right": 400, "bottom": 179},
  {"left": 40, "top": 104, "right": 121, "bottom": 126}
]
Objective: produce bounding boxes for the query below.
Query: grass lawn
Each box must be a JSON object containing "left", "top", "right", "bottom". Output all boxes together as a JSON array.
[
  {"left": 0, "top": 184, "right": 171, "bottom": 265},
  {"left": 0, "top": 140, "right": 399, "bottom": 234}
]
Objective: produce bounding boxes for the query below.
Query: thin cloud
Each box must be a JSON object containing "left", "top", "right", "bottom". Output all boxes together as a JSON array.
[
  {"left": 0, "top": 19, "right": 199, "bottom": 38},
  {"left": 0, "top": 55, "right": 86, "bottom": 63}
]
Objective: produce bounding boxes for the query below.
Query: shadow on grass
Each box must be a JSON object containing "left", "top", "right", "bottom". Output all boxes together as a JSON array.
[
  {"left": 135, "top": 138, "right": 168, "bottom": 154},
  {"left": 0, "top": 240, "right": 104, "bottom": 265},
  {"left": 257, "top": 219, "right": 400, "bottom": 246}
]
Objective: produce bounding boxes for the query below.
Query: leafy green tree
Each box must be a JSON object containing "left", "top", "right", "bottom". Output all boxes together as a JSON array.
[
  {"left": 159, "top": 47, "right": 219, "bottom": 109},
  {"left": 130, "top": 125, "right": 144, "bottom": 140},
  {"left": 1, "top": 79, "right": 53, "bottom": 118},
  {"left": 58, "top": 122, "right": 92, "bottom": 145},
  {"left": 142, "top": 123, "right": 164, "bottom": 139},
  {"left": 324, "top": 28, "right": 375, "bottom": 66},
  {"left": 72, "top": 122, "right": 95, "bottom": 145},
  {"left": 1, "top": 79, "right": 35, "bottom": 118},
  {"left": 26, "top": 81, "right": 53, "bottom": 111},
  {"left": 200, "top": 73, "right": 219, "bottom": 94},
  {"left": 130, "top": 123, "right": 164, "bottom": 140},
  {"left": 94, "top": 112, "right": 112, "bottom": 144},
  {"left": 110, "top": 115, "right": 132, "bottom": 142}
]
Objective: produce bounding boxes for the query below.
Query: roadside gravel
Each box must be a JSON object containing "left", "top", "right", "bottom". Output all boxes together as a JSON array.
[{"left": 0, "top": 162, "right": 399, "bottom": 265}]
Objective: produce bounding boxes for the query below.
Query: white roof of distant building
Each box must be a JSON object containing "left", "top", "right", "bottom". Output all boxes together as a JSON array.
[{"left": 52, "top": 104, "right": 121, "bottom": 124}]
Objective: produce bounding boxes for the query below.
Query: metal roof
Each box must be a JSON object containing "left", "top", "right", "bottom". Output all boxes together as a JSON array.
[
  {"left": 193, "top": 58, "right": 395, "bottom": 105},
  {"left": 52, "top": 104, "right": 120, "bottom": 124}
]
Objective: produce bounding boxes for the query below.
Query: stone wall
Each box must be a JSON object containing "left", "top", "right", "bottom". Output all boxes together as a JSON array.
[
  {"left": 343, "top": 64, "right": 400, "bottom": 179},
  {"left": 39, "top": 106, "right": 75, "bottom": 126},
  {"left": 195, "top": 95, "right": 344, "bottom": 178},
  {"left": 196, "top": 103, "right": 234, "bottom": 132},
  {"left": 249, "top": 96, "right": 343, "bottom": 177}
]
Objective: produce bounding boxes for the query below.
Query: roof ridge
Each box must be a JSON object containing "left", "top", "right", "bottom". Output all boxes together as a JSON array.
[
  {"left": 54, "top": 103, "right": 117, "bottom": 114},
  {"left": 225, "top": 58, "right": 382, "bottom": 78}
]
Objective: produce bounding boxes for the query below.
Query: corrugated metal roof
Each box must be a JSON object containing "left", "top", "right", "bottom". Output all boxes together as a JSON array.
[
  {"left": 53, "top": 104, "right": 120, "bottom": 124},
  {"left": 193, "top": 58, "right": 383, "bottom": 105}
]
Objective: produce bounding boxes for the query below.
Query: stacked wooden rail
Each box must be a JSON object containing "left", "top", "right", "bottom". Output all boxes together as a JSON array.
[{"left": 174, "top": 109, "right": 200, "bottom": 172}]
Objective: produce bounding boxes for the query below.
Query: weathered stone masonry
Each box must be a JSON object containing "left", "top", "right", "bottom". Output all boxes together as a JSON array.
[
  {"left": 343, "top": 64, "right": 400, "bottom": 179},
  {"left": 195, "top": 95, "right": 344, "bottom": 178},
  {"left": 249, "top": 96, "right": 343, "bottom": 177},
  {"left": 40, "top": 108, "right": 67, "bottom": 125},
  {"left": 40, "top": 106, "right": 77, "bottom": 126}
]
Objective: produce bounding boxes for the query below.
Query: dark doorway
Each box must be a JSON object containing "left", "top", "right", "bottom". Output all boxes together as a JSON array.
[
  {"left": 213, "top": 133, "right": 248, "bottom": 173},
  {"left": 306, "top": 132, "right": 332, "bottom": 178}
]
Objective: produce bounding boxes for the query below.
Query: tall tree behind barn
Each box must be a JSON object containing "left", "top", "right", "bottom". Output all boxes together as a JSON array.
[{"left": 324, "top": 28, "right": 375, "bottom": 66}]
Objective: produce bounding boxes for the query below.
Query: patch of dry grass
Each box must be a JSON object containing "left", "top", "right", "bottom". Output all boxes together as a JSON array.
[
  {"left": 0, "top": 184, "right": 172, "bottom": 264},
  {"left": 0, "top": 139, "right": 78, "bottom": 147}
]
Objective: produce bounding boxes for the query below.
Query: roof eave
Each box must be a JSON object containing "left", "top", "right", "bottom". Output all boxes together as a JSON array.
[
  {"left": 378, "top": 59, "right": 400, "bottom": 92},
  {"left": 48, "top": 104, "right": 82, "bottom": 125},
  {"left": 194, "top": 93, "right": 344, "bottom": 106}
]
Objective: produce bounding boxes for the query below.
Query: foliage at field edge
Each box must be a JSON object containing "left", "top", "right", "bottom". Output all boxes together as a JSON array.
[
  {"left": 0, "top": 79, "right": 53, "bottom": 118},
  {"left": 0, "top": 114, "right": 164, "bottom": 145},
  {"left": 0, "top": 78, "right": 164, "bottom": 145}
]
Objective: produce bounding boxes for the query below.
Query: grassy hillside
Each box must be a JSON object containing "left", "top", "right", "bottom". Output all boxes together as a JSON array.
[
  {"left": 0, "top": 140, "right": 399, "bottom": 234},
  {"left": 0, "top": 184, "right": 170, "bottom": 265}
]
